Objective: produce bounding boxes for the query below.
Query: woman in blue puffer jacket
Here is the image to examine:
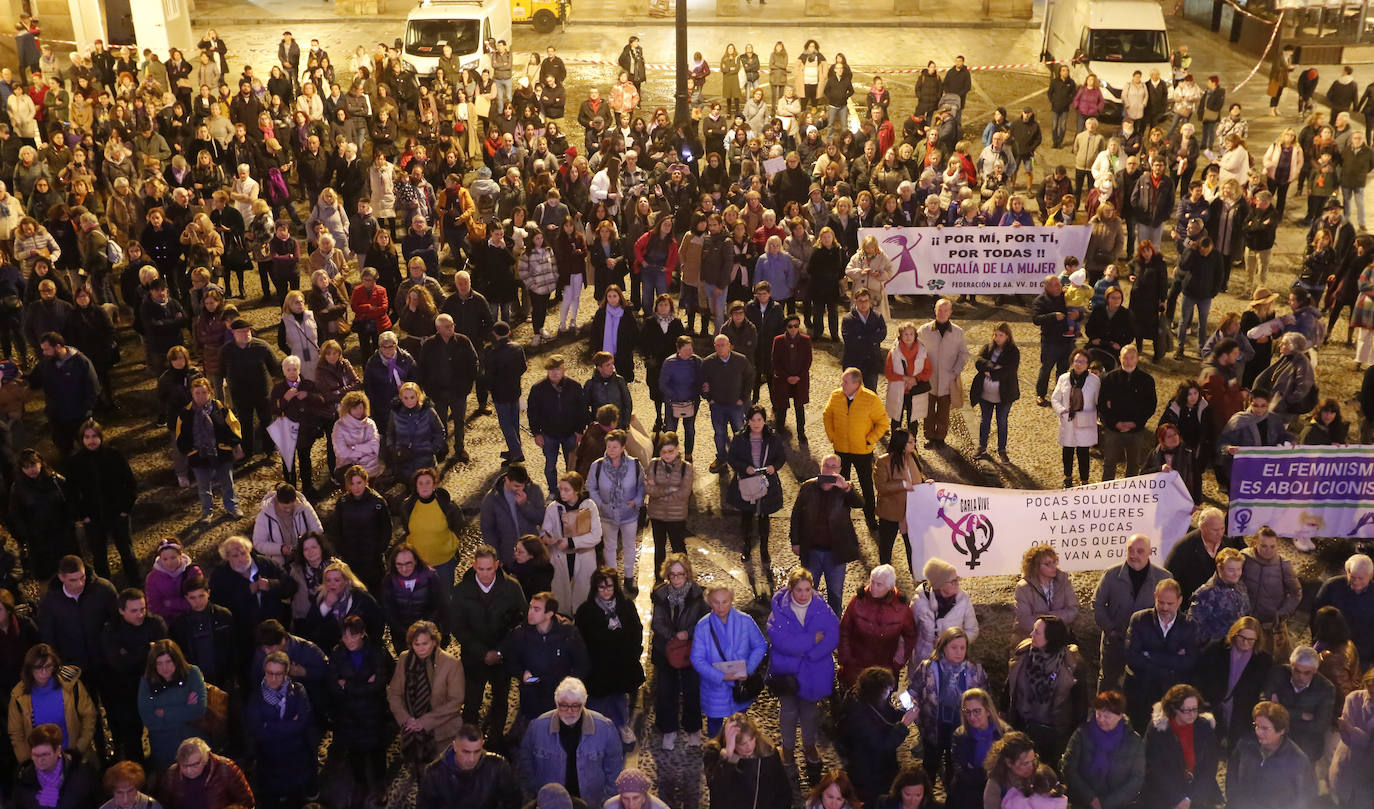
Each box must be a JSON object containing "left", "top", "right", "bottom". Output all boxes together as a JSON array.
[
  {"left": 765, "top": 568, "right": 839, "bottom": 782},
  {"left": 692, "top": 580, "right": 768, "bottom": 738},
  {"left": 658, "top": 335, "right": 704, "bottom": 458},
  {"left": 385, "top": 381, "right": 446, "bottom": 478}
]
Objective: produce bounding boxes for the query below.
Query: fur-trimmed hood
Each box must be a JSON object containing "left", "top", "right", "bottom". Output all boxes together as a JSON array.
[{"left": 1151, "top": 701, "right": 1216, "bottom": 731}]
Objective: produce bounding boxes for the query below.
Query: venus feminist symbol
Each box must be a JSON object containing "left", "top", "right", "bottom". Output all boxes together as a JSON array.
[
  {"left": 935, "top": 489, "right": 995, "bottom": 569},
  {"left": 881, "top": 232, "right": 924, "bottom": 290}
]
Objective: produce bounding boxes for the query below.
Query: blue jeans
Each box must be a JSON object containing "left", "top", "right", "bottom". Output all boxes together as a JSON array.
[
  {"left": 827, "top": 104, "right": 848, "bottom": 132},
  {"left": 1344, "top": 186, "right": 1367, "bottom": 230},
  {"left": 703, "top": 282, "right": 728, "bottom": 330},
  {"left": 192, "top": 462, "right": 239, "bottom": 516},
  {"left": 496, "top": 401, "right": 522, "bottom": 460},
  {"left": 978, "top": 399, "right": 1012, "bottom": 452},
  {"left": 1178, "top": 294, "right": 1213, "bottom": 354},
  {"left": 1052, "top": 110, "right": 1069, "bottom": 145},
  {"left": 1036, "top": 338, "right": 1074, "bottom": 398},
  {"left": 539, "top": 433, "right": 578, "bottom": 492},
  {"left": 640, "top": 268, "right": 667, "bottom": 315},
  {"left": 588, "top": 694, "right": 630, "bottom": 731},
  {"left": 493, "top": 78, "right": 512, "bottom": 112},
  {"left": 664, "top": 410, "right": 697, "bottom": 456},
  {"left": 804, "top": 548, "right": 847, "bottom": 616},
  {"left": 489, "top": 300, "right": 513, "bottom": 324},
  {"left": 710, "top": 403, "right": 746, "bottom": 460}
]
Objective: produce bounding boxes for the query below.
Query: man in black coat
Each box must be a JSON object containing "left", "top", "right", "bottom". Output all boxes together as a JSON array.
[
  {"left": 219, "top": 318, "right": 279, "bottom": 458},
  {"left": 102, "top": 587, "right": 168, "bottom": 760},
  {"left": 1097, "top": 345, "right": 1157, "bottom": 481},
  {"left": 29, "top": 331, "right": 100, "bottom": 459},
  {"left": 1165, "top": 506, "right": 1245, "bottom": 605},
  {"left": 746, "top": 282, "right": 786, "bottom": 402},
  {"left": 1175, "top": 237, "right": 1222, "bottom": 359},
  {"left": 484, "top": 322, "right": 528, "bottom": 464},
  {"left": 1031, "top": 274, "right": 1075, "bottom": 404},
  {"left": 439, "top": 271, "right": 495, "bottom": 410},
  {"left": 500, "top": 593, "right": 590, "bottom": 725},
  {"left": 839, "top": 289, "right": 886, "bottom": 392},
  {"left": 417, "top": 725, "right": 523, "bottom": 809},
  {"left": 526, "top": 355, "right": 588, "bottom": 493},
  {"left": 1123, "top": 578, "right": 1200, "bottom": 730},
  {"left": 36, "top": 555, "right": 118, "bottom": 686},
  {"left": 418, "top": 315, "right": 479, "bottom": 463},
  {"left": 450, "top": 546, "right": 528, "bottom": 739},
  {"left": 171, "top": 575, "right": 239, "bottom": 688}
]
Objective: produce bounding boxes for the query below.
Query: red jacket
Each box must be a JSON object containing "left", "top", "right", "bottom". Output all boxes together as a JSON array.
[
  {"left": 633, "top": 231, "right": 679, "bottom": 286},
  {"left": 350, "top": 282, "right": 392, "bottom": 332},
  {"left": 837, "top": 585, "right": 918, "bottom": 685}
]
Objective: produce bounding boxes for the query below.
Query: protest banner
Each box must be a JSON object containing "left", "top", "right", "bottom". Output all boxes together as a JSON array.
[
  {"left": 903, "top": 472, "right": 1196, "bottom": 577},
  {"left": 859, "top": 225, "right": 1092, "bottom": 295},
  {"left": 1227, "top": 446, "right": 1374, "bottom": 541}
]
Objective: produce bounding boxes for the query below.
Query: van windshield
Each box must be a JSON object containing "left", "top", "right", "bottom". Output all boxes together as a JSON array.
[
  {"left": 405, "top": 19, "right": 481, "bottom": 57},
  {"left": 1087, "top": 29, "right": 1168, "bottom": 62}
]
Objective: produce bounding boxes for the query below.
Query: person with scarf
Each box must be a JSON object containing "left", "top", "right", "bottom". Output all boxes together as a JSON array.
[
  {"left": 1188, "top": 548, "right": 1252, "bottom": 645},
  {"left": 766, "top": 568, "right": 840, "bottom": 782},
  {"left": 244, "top": 650, "right": 318, "bottom": 808},
  {"left": 574, "top": 567, "right": 644, "bottom": 746},
  {"left": 144, "top": 539, "right": 204, "bottom": 623},
  {"left": 1061, "top": 690, "right": 1146, "bottom": 809},
  {"left": 1007, "top": 615, "right": 1088, "bottom": 766},
  {"left": 387, "top": 619, "right": 464, "bottom": 770},
  {"left": 837, "top": 666, "right": 919, "bottom": 808},
  {"left": 361, "top": 330, "right": 416, "bottom": 435},
  {"left": 649, "top": 553, "right": 707, "bottom": 751},
  {"left": 174, "top": 376, "right": 243, "bottom": 521},
  {"left": 883, "top": 321, "right": 933, "bottom": 435},
  {"left": 1051, "top": 349, "right": 1100, "bottom": 488},
  {"left": 906, "top": 626, "right": 989, "bottom": 790},
  {"left": 325, "top": 615, "right": 394, "bottom": 799},
  {"left": 540, "top": 471, "right": 603, "bottom": 613}
]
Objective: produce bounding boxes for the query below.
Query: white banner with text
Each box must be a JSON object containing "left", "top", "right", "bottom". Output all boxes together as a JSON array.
[
  {"left": 903, "top": 473, "right": 1196, "bottom": 577},
  {"left": 860, "top": 225, "right": 1092, "bottom": 295}
]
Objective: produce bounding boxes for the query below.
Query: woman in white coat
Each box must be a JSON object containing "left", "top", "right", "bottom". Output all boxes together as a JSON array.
[
  {"left": 846, "top": 235, "right": 895, "bottom": 320},
  {"left": 1051, "top": 348, "right": 1100, "bottom": 488},
  {"left": 1217, "top": 134, "right": 1252, "bottom": 188},
  {"left": 368, "top": 151, "right": 398, "bottom": 236},
  {"left": 884, "top": 321, "right": 933, "bottom": 432},
  {"left": 6, "top": 88, "right": 37, "bottom": 144},
  {"left": 540, "top": 470, "right": 603, "bottom": 615}
]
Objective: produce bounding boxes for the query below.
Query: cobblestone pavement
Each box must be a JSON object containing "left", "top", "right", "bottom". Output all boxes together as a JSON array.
[{"left": 19, "top": 13, "right": 1369, "bottom": 809}]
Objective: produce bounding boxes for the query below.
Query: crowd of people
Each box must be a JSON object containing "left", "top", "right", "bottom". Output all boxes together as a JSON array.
[{"left": 0, "top": 11, "right": 1373, "bottom": 809}]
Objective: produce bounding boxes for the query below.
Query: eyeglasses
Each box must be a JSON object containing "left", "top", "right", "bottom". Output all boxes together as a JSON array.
[
  {"left": 1235, "top": 634, "right": 1259, "bottom": 643},
  {"left": 962, "top": 707, "right": 985, "bottom": 716},
  {"left": 556, "top": 702, "right": 584, "bottom": 710},
  {"left": 1176, "top": 706, "right": 1199, "bottom": 715}
]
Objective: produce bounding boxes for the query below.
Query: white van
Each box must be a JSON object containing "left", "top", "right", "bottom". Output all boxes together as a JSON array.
[
  {"left": 403, "top": 0, "right": 513, "bottom": 78},
  {"left": 1040, "top": 0, "right": 1172, "bottom": 115}
]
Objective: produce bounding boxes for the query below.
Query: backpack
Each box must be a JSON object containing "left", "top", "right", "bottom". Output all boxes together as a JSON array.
[{"left": 103, "top": 237, "right": 123, "bottom": 266}]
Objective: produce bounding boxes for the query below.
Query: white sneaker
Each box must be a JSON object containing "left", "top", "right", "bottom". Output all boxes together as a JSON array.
[
  {"left": 1294, "top": 535, "right": 1316, "bottom": 552},
  {"left": 661, "top": 731, "right": 676, "bottom": 750},
  {"left": 620, "top": 725, "right": 637, "bottom": 745},
  {"left": 685, "top": 730, "right": 703, "bottom": 747}
]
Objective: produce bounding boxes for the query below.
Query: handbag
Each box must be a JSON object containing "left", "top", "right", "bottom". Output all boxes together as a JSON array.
[
  {"left": 767, "top": 672, "right": 800, "bottom": 697},
  {"left": 736, "top": 444, "right": 770, "bottom": 504},
  {"left": 670, "top": 401, "right": 696, "bottom": 419},
  {"left": 561, "top": 506, "right": 593, "bottom": 537},
  {"left": 708, "top": 620, "right": 767, "bottom": 703},
  {"left": 192, "top": 683, "right": 230, "bottom": 737},
  {"left": 665, "top": 635, "right": 692, "bottom": 669}
]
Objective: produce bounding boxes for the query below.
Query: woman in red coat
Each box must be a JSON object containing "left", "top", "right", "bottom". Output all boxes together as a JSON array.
[
  {"left": 836, "top": 564, "right": 918, "bottom": 687},
  {"left": 350, "top": 267, "right": 392, "bottom": 357}
]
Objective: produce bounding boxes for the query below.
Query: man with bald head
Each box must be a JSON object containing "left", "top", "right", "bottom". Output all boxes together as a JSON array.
[
  {"left": 419, "top": 313, "right": 478, "bottom": 463},
  {"left": 701, "top": 334, "right": 752, "bottom": 474},
  {"left": 1092, "top": 533, "right": 1170, "bottom": 690}
]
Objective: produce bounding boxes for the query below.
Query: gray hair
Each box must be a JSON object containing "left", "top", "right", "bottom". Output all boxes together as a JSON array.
[
  {"left": 1346, "top": 553, "right": 1374, "bottom": 578},
  {"left": 378, "top": 330, "right": 398, "bottom": 347},
  {"left": 1280, "top": 332, "right": 1308, "bottom": 352},
  {"left": 281, "top": 355, "right": 302, "bottom": 373},
  {"left": 869, "top": 564, "right": 897, "bottom": 588},
  {"left": 1198, "top": 506, "right": 1226, "bottom": 528},
  {"left": 553, "top": 676, "right": 588, "bottom": 705},
  {"left": 1290, "top": 645, "right": 1320, "bottom": 668}
]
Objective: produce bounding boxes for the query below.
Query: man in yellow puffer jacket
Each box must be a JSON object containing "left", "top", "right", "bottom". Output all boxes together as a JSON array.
[{"left": 822, "top": 367, "right": 889, "bottom": 529}]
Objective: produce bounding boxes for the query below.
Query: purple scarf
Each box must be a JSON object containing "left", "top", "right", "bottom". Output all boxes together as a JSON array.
[{"left": 1084, "top": 719, "right": 1126, "bottom": 784}]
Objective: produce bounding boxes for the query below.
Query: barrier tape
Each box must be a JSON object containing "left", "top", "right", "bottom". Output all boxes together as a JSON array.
[{"left": 1232, "top": 8, "right": 1285, "bottom": 93}]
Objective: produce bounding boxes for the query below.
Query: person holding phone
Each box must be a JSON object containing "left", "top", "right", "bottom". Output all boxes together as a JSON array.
[
  {"left": 836, "top": 666, "right": 918, "bottom": 807},
  {"left": 790, "top": 454, "right": 864, "bottom": 616}
]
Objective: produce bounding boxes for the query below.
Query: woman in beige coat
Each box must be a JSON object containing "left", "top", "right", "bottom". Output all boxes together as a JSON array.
[
  {"left": 645, "top": 433, "right": 694, "bottom": 581},
  {"left": 387, "top": 619, "right": 464, "bottom": 766},
  {"left": 846, "top": 235, "right": 895, "bottom": 320},
  {"left": 1011, "top": 544, "right": 1080, "bottom": 645}
]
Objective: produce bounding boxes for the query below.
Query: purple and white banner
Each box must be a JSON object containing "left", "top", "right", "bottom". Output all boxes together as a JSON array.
[
  {"left": 1228, "top": 447, "right": 1374, "bottom": 541},
  {"left": 860, "top": 225, "right": 1091, "bottom": 295},
  {"left": 903, "top": 472, "right": 1195, "bottom": 577}
]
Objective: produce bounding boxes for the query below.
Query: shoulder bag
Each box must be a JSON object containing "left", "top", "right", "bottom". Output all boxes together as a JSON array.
[
  {"left": 735, "top": 444, "right": 770, "bottom": 504},
  {"left": 708, "top": 619, "right": 767, "bottom": 703}
]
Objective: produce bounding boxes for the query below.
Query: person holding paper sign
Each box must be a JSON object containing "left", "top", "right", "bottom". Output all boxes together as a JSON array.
[{"left": 691, "top": 582, "right": 768, "bottom": 737}]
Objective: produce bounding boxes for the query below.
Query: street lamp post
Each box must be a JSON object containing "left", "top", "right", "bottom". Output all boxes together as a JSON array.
[{"left": 673, "top": 0, "right": 690, "bottom": 127}]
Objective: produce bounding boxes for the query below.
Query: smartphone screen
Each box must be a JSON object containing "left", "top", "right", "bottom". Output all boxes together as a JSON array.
[{"left": 898, "top": 691, "right": 913, "bottom": 710}]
